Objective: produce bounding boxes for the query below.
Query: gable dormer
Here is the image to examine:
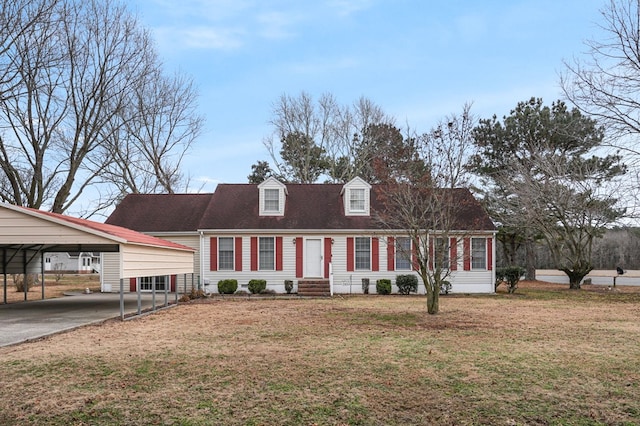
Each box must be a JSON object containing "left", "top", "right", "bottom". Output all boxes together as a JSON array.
[
  {"left": 341, "top": 176, "right": 372, "bottom": 216},
  {"left": 258, "top": 177, "right": 287, "bottom": 216}
]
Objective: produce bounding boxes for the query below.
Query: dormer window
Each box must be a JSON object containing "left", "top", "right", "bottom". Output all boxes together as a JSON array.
[
  {"left": 350, "top": 188, "right": 366, "bottom": 212},
  {"left": 258, "top": 177, "right": 287, "bottom": 216},
  {"left": 264, "top": 189, "right": 280, "bottom": 212},
  {"left": 342, "top": 176, "right": 372, "bottom": 216}
]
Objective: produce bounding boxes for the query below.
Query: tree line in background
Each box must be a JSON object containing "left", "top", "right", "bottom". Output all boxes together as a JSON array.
[{"left": 0, "top": 0, "right": 203, "bottom": 216}]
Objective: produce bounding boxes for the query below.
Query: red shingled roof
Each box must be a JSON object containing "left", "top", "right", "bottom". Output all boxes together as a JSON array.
[
  {"left": 17, "top": 206, "right": 193, "bottom": 251},
  {"left": 106, "top": 184, "right": 495, "bottom": 232}
]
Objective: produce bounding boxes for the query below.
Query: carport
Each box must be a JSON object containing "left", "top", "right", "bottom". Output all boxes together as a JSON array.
[{"left": 0, "top": 202, "right": 194, "bottom": 319}]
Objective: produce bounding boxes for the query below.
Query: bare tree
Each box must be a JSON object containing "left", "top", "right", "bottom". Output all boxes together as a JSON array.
[
  {"left": 0, "top": 0, "right": 202, "bottom": 215},
  {"left": 376, "top": 105, "right": 479, "bottom": 314},
  {"left": 261, "top": 91, "right": 394, "bottom": 183},
  {"left": 104, "top": 68, "right": 203, "bottom": 195},
  {"left": 561, "top": 0, "right": 640, "bottom": 216}
]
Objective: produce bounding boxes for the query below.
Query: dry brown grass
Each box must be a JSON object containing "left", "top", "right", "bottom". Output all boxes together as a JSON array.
[
  {"left": 0, "top": 281, "right": 639, "bottom": 425},
  {"left": 0, "top": 274, "right": 101, "bottom": 303}
]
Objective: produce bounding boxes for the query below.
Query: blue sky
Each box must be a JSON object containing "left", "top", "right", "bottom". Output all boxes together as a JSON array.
[{"left": 126, "top": 0, "right": 606, "bottom": 191}]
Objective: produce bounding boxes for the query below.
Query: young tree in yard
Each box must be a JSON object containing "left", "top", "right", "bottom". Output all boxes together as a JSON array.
[
  {"left": 472, "top": 98, "right": 625, "bottom": 289},
  {"left": 376, "top": 106, "right": 480, "bottom": 314},
  {"left": 0, "top": 0, "right": 202, "bottom": 215}
]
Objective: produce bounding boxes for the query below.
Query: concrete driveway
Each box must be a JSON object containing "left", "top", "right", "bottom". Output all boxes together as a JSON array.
[{"left": 0, "top": 292, "right": 173, "bottom": 347}]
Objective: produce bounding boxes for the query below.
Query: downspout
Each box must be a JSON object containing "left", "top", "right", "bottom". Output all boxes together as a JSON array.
[{"left": 199, "top": 231, "right": 204, "bottom": 290}]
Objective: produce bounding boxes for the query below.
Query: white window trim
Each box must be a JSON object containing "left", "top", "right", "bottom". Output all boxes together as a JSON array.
[
  {"left": 259, "top": 236, "right": 275, "bottom": 271},
  {"left": 258, "top": 177, "right": 287, "bottom": 216},
  {"left": 342, "top": 177, "right": 372, "bottom": 216},
  {"left": 395, "top": 236, "right": 412, "bottom": 271},
  {"left": 355, "top": 236, "right": 371, "bottom": 271},
  {"left": 218, "top": 237, "right": 234, "bottom": 271},
  {"left": 471, "top": 237, "right": 487, "bottom": 270}
]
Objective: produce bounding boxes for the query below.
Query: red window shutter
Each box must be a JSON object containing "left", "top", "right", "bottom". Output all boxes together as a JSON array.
[
  {"left": 450, "top": 237, "right": 458, "bottom": 271},
  {"left": 412, "top": 240, "right": 419, "bottom": 271},
  {"left": 250, "top": 237, "right": 258, "bottom": 271},
  {"left": 487, "top": 237, "right": 493, "bottom": 270},
  {"left": 210, "top": 237, "right": 217, "bottom": 271},
  {"left": 372, "top": 237, "right": 379, "bottom": 271},
  {"left": 295, "top": 237, "right": 303, "bottom": 278},
  {"left": 463, "top": 238, "right": 471, "bottom": 271},
  {"left": 276, "top": 236, "right": 283, "bottom": 271},
  {"left": 235, "top": 237, "right": 243, "bottom": 271},
  {"left": 129, "top": 278, "right": 136, "bottom": 292},
  {"left": 346, "top": 237, "right": 354, "bottom": 272},
  {"left": 387, "top": 237, "right": 395, "bottom": 272},
  {"left": 428, "top": 238, "right": 434, "bottom": 270},
  {"left": 324, "top": 237, "right": 332, "bottom": 278},
  {"left": 170, "top": 275, "right": 177, "bottom": 292}
]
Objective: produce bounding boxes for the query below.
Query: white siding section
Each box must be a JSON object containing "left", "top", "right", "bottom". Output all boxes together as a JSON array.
[
  {"left": 149, "top": 234, "right": 200, "bottom": 291},
  {"left": 121, "top": 244, "right": 193, "bottom": 279},
  {"left": 200, "top": 231, "right": 495, "bottom": 295},
  {"left": 100, "top": 252, "right": 122, "bottom": 292}
]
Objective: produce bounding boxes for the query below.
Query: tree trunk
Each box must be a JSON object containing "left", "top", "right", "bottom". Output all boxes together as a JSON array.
[
  {"left": 561, "top": 268, "right": 589, "bottom": 290},
  {"left": 426, "top": 285, "right": 439, "bottom": 314},
  {"left": 524, "top": 238, "right": 536, "bottom": 281}
]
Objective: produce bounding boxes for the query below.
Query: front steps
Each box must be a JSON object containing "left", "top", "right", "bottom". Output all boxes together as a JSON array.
[{"left": 297, "top": 279, "right": 330, "bottom": 297}]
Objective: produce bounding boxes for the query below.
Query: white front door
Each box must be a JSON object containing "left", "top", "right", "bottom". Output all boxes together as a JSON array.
[{"left": 305, "top": 239, "right": 323, "bottom": 278}]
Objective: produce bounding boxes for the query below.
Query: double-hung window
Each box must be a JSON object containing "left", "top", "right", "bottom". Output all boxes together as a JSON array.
[
  {"left": 471, "top": 238, "right": 486, "bottom": 270},
  {"left": 355, "top": 237, "right": 371, "bottom": 270},
  {"left": 434, "top": 237, "right": 450, "bottom": 270},
  {"left": 350, "top": 189, "right": 365, "bottom": 212},
  {"left": 264, "top": 189, "right": 280, "bottom": 212},
  {"left": 218, "top": 237, "right": 234, "bottom": 270},
  {"left": 395, "top": 237, "right": 412, "bottom": 270},
  {"left": 259, "top": 237, "right": 275, "bottom": 270}
]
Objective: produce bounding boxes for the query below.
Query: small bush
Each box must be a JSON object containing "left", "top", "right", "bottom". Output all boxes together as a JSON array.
[
  {"left": 376, "top": 279, "right": 391, "bottom": 295},
  {"left": 248, "top": 279, "right": 267, "bottom": 294},
  {"left": 284, "top": 279, "right": 294, "bottom": 294},
  {"left": 496, "top": 266, "right": 525, "bottom": 294},
  {"left": 396, "top": 274, "right": 418, "bottom": 295},
  {"left": 218, "top": 279, "right": 238, "bottom": 294}
]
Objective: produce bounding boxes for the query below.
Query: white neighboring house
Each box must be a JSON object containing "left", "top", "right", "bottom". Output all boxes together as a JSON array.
[
  {"left": 105, "top": 177, "right": 497, "bottom": 295},
  {"left": 44, "top": 252, "right": 100, "bottom": 274}
]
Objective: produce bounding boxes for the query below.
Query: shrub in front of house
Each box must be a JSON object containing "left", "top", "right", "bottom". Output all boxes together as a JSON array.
[
  {"left": 376, "top": 279, "right": 391, "bottom": 295},
  {"left": 248, "top": 279, "right": 267, "bottom": 294},
  {"left": 217, "top": 279, "right": 238, "bottom": 294},
  {"left": 396, "top": 274, "right": 418, "bottom": 295},
  {"left": 496, "top": 266, "right": 525, "bottom": 294}
]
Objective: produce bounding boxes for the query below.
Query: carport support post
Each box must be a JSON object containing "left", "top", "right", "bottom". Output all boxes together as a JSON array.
[
  {"left": 23, "top": 250, "right": 27, "bottom": 301},
  {"left": 120, "top": 278, "right": 124, "bottom": 320},
  {"left": 41, "top": 252, "right": 45, "bottom": 300},
  {"left": 137, "top": 279, "right": 142, "bottom": 315},
  {"left": 3, "top": 249, "right": 7, "bottom": 304},
  {"left": 152, "top": 277, "right": 156, "bottom": 311},
  {"left": 164, "top": 275, "right": 169, "bottom": 307}
]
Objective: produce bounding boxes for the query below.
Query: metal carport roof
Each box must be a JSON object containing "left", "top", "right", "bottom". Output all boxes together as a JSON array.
[{"left": 0, "top": 203, "right": 194, "bottom": 317}]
